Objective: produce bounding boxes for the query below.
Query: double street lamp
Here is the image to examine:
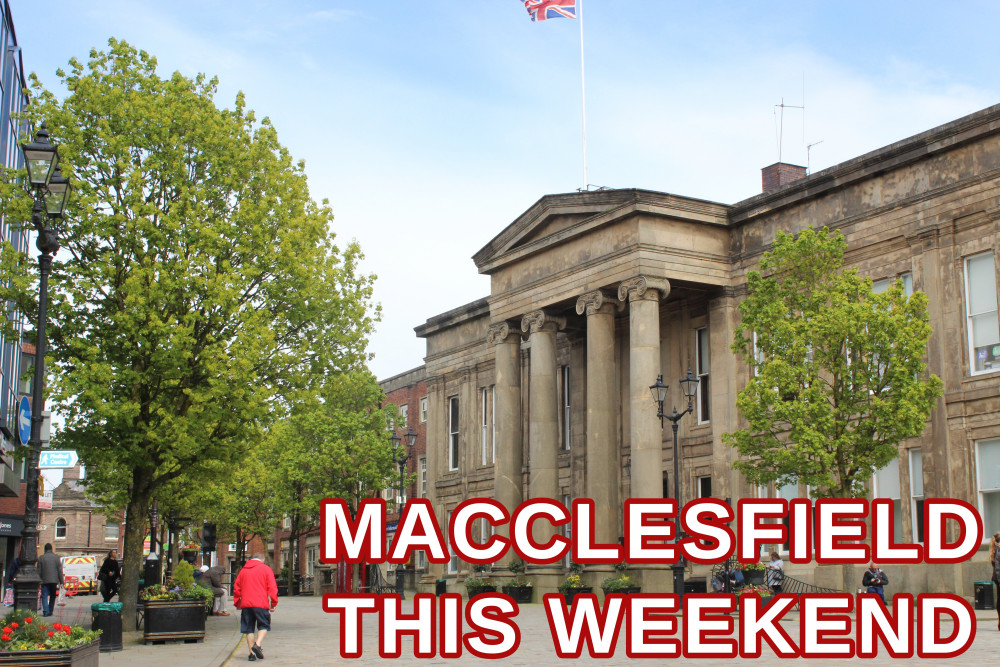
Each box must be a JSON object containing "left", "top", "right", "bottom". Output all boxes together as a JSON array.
[
  {"left": 13, "top": 123, "right": 72, "bottom": 611},
  {"left": 649, "top": 369, "right": 699, "bottom": 602}
]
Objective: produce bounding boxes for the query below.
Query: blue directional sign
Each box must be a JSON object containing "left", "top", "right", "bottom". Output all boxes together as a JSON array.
[
  {"left": 17, "top": 396, "right": 30, "bottom": 445},
  {"left": 39, "top": 450, "right": 79, "bottom": 469}
]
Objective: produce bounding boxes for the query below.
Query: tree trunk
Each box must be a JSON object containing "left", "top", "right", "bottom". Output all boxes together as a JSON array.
[{"left": 120, "top": 485, "right": 153, "bottom": 632}]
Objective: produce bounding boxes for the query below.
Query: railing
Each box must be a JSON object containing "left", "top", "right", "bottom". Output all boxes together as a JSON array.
[{"left": 710, "top": 557, "right": 843, "bottom": 609}]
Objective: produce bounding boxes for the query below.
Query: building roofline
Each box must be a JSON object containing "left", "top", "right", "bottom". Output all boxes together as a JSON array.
[
  {"left": 414, "top": 297, "right": 490, "bottom": 338},
  {"left": 729, "top": 102, "right": 1000, "bottom": 223},
  {"left": 378, "top": 365, "right": 426, "bottom": 391}
]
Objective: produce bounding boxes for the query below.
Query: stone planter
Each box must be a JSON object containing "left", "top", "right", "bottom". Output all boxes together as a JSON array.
[
  {"left": 561, "top": 586, "right": 592, "bottom": 605},
  {"left": 143, "top": 598, "right": 206, "bottom": 644},
  {"left": 742, "top": 569, "right": 766, "bottom": 586},
  {"left": 276, "top": 580, "right": 289, "bottom": 597},
  {"left": 465, "top": 583, "right": 498, "bottom": 599},
  {"left": 0, "top": 639, "right": 100, "bottom": 666},
  {"left": 501, "top": 584, "right": 533, "bottom": 604}
]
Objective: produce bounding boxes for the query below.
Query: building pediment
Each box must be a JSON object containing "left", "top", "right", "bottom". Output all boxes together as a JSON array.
[{"left": 473, "top": 189, "right": 728, "bottom": 276}]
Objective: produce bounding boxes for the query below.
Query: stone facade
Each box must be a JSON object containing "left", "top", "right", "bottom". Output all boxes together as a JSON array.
[{"left": 400, "top": 103, "right": 1000, "bottom": 600}]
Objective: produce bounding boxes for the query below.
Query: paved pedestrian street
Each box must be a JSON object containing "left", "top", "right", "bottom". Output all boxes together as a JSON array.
[{"left": 221, "top": 596, "right": 1000, "bottom": 667}]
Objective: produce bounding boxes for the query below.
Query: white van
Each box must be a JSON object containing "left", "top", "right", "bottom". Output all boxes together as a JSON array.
[{"left": 61, "top": 555, "right": 99, "bottom": 595}]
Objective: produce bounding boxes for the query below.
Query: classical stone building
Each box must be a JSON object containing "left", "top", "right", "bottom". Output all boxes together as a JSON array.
[
  {"left": 399, "top": 103, "right": 1000, "bottom": 599},
  {"left": 38, "top": 465, "right": 123, "bottom": 558}
]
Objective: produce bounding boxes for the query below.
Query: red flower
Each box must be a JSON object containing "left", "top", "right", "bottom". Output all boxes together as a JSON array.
[
  {"left": 47, "top": 631, "right": 54, "bottom": 637},
  {"left": 10, "top": 622, "right": 17, "bottom": 629},
  {"left": 24, "top": 617, "right": 32, "bottom": 623},
  {"left": 64, "top": 628, "right": 71, "bottom": 635},
  {"left": 52, "top": 623, "right": 61, "bottom": 630},
  {"left": 1, "top": 627, "right": 8, "bottom": 633}
]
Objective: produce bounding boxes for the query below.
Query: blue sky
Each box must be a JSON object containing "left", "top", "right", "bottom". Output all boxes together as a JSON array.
[{"left": 11, "top": 1, "right": 1000, "bottom": 380}]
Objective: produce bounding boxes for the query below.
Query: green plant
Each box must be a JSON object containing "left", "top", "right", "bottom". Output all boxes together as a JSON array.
[
  {"left": 735, "top": 562, "right": 767, "bottom": 571},
  {"left": 0, "top": 609, "right": 100, "bottom": 651},
  {"left": 613, "top": 561, "right": 629, "bottom": 573},
  {"left": 601, "top": 573, "right": 638, "bottom": 592},
  {"left": 736, "top": 584, "right": 773, "bottom": 596},
  {"left": 504, "top": 558, "right": 532, "bottom": 587},
  {"left": 173, "top": 560, "right": 195, "bottom": 587},
  {"left": 558, "top": 573, "right": 588, "bottom": 594}
]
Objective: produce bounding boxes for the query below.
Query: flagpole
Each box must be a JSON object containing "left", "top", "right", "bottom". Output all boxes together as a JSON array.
[{"left": 578, "top": 0, "right": 588, "bottom": 190}]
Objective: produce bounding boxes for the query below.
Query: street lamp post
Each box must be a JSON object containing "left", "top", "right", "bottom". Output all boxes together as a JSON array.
[
  {"left": 14, "top": 123, "right": 71, "bottom": 612},
  {"left": 390, "top": 426, "right": 416, "bottom": 598},
  {"left": 649, "top": 369, "right": 699, "bottom": 602}
]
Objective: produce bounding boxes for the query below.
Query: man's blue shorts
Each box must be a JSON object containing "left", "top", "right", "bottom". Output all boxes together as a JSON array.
[{"left": 240, "top": 607, "right": 271, "bottom": 634}]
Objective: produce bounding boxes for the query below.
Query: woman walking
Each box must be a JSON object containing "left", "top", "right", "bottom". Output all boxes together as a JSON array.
[{"left": 98, "top": 550, "right": 121, "bottom": 603}]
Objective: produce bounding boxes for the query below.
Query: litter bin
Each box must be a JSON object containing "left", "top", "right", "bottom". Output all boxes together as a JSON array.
[
  {"left": 975, "top": 581, "right": 995, "bottom": 610},
  {"left": 435, "top": 579, "right": 447, "bottom": 596},
  {"left": 91, "top": 602, "right": 123, "bottom": 652},
  {"left": 395, "top": 571, "right": 406, "bottom": 599}
]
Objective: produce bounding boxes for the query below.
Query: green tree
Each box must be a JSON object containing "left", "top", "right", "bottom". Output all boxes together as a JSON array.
[
  {"left": 2, "top": 40, "right": 377, "bottom": 628},
  {"left": 724, "top": 227, "right": 942, "bottom": 499},
  {"left": 268, "top": 371, "right": 398, "bottom": 594}
]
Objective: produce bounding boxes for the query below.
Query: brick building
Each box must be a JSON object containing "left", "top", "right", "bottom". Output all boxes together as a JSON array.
[
  {"left": 388, "top": 102, "right": 1000, "bottom": 599},
  {"left": 38, "top": 465, "right": 122, "bottom": 558}
]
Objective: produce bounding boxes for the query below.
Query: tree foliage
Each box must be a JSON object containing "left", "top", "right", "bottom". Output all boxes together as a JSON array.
[
  {"left": 724, "top": 227, "right": 942, "bottom": 498},
  {"left": 0, "top": 39, "right": 378, "bottom": 627}
]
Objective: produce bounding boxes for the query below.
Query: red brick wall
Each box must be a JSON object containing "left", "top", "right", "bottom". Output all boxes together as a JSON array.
[
  {"left": 761, "top": 162, "right": 807, "bottom": 193},
  {"left": 383, "top": 379, "right": 428, "bottom": 524}
]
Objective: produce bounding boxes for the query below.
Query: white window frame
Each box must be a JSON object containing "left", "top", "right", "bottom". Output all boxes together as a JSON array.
[
  {"left": 399, "top": 404, "right": 408, "bottom": 428},
  {"left": 561, "top": 366, "right": 571, "bottom": 451},
  {"left": 909, "top": 449, "right": 924, "bottom": 544},
  {"left": 976, "top": 438, "right": 1000, "bottom": 542},
  {"left": 55, "top": 517, "right": 67, "bottom": 539},
  {"left": 419, "top": 456, "right": 427, "bottom": 498},
  {"left": 696, "top": 327, "right": 711, "bottom": 424},
  {"left": 873, "top": 459, "right": 903, "bottom": 540},
  {"left": 446, "top": 510, "right": 459, "bottom": 574},
  {"left": 448, "top": 396, "right": 459, "bottom": 471},
  {"left": 696, "top": 475, "right": 712, "bottom": 498},
  {"left": 480, "top": 386, "right": 494, "bottom": 466},
  {"left": 104, "top": 522, "right": 119, "bottom": 541},
  {"left": 419, "top": 397, "right": 428, "bottom": 423},
  {"left": 965, "top": 252, "right": 1000, "bottom": 376}
]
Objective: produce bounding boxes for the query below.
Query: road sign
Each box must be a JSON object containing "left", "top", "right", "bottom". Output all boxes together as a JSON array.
[
  {"left": 17, "top": 397, "right": 30, "bottom": 445},
  {"left": 39, "top": 450, "right": 79, "bottom": 469}
]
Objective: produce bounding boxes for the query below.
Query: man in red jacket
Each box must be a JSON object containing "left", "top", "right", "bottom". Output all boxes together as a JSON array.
[{"left": 233, "top": 553, "right": 279, "bottom": 662}]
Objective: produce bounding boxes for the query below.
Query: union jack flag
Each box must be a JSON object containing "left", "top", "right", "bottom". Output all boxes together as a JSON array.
[{"left": 522, "top": 0, "right": 576, "bottom": 21}]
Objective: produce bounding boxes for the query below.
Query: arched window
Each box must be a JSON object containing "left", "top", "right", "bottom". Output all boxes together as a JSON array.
[{"left": 55, "top": 518, "right": 67, "bottom": 539}]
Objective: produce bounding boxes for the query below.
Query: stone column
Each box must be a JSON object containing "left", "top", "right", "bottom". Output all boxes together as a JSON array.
[
  {"left": 521, "top": 309, "right": 565, "bottom": 547},
  {"left": 576, "top": 290, "right": 619, "bottom": 548},
  {"left": 487, "top": 321, "right": 523, "bottom": 567},
  {"left": 618, "top": 276, "right": 669, "bottom": 500}
]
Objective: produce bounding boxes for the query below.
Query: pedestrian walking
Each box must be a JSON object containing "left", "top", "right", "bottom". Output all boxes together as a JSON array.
[
  {"left": 233, "top": 552, "right": 278, "bottom": 662},
  {"left": 766, "top": 551, "right": 784, "bottom": 593},
  {"left": 862, "top": 562, "right": 889, "bottom": 604},
  {"left": 991, "top": 531, "right": 1000, "bottom": 630},
  {"left": 37, "top": 544, "right": 63, "bottom": 616},
  {"left": 98, "top": 550, "right": 121, "bottom": 602}
]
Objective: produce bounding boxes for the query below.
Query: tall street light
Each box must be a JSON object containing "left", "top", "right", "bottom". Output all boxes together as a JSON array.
[
  {"left": 390, "top": 426, "right": 416, "bottom": 598},
  {"left": 14, "top": 123, "right": 71, "bottom": 611},
  {"left": 649, "top": 369, "right": 699, "bottom": 602}
]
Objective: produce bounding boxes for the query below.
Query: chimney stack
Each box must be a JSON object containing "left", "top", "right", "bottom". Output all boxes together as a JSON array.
[{"left": 761, "top": 162, "right": 807, "bottom": 193}]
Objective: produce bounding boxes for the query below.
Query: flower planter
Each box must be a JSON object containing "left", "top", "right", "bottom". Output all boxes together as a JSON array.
[
  {"left": 181, "top": 550, "right": 199, "bottom": 565},
  {"left": 501, "top": 584, "right": 533, "bottom": 604},
  {"left": 561, "top": 587, "right": 592, "bottom": 605},
  {"left": 143, "top": 598, "right": 206, "bottom": 644},
  {"left": 0, "top": 639, "right": 100, "bottom": 666},
  {"left": 743, "top": 570, "right": 766, "bottom": 586},
  {"left": 603, "top": 585, "right": 642, "bottom": 595},
  {"left": 465, "top": 584, "right": 497, "bottom": 599}
]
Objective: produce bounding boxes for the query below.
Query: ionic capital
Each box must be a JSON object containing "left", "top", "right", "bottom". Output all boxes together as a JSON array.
[
  {"left": 521, "top": 309, "right": 566, "bottom": 335},
  {"left": 487, "top": 321, "right": 521, "bottom": 346},
  {"left": 618, "top": 276, "right": 670, "bottom": 303},
  {"left": 575, "top": 289, "right": 619, "bottom": 317}
]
